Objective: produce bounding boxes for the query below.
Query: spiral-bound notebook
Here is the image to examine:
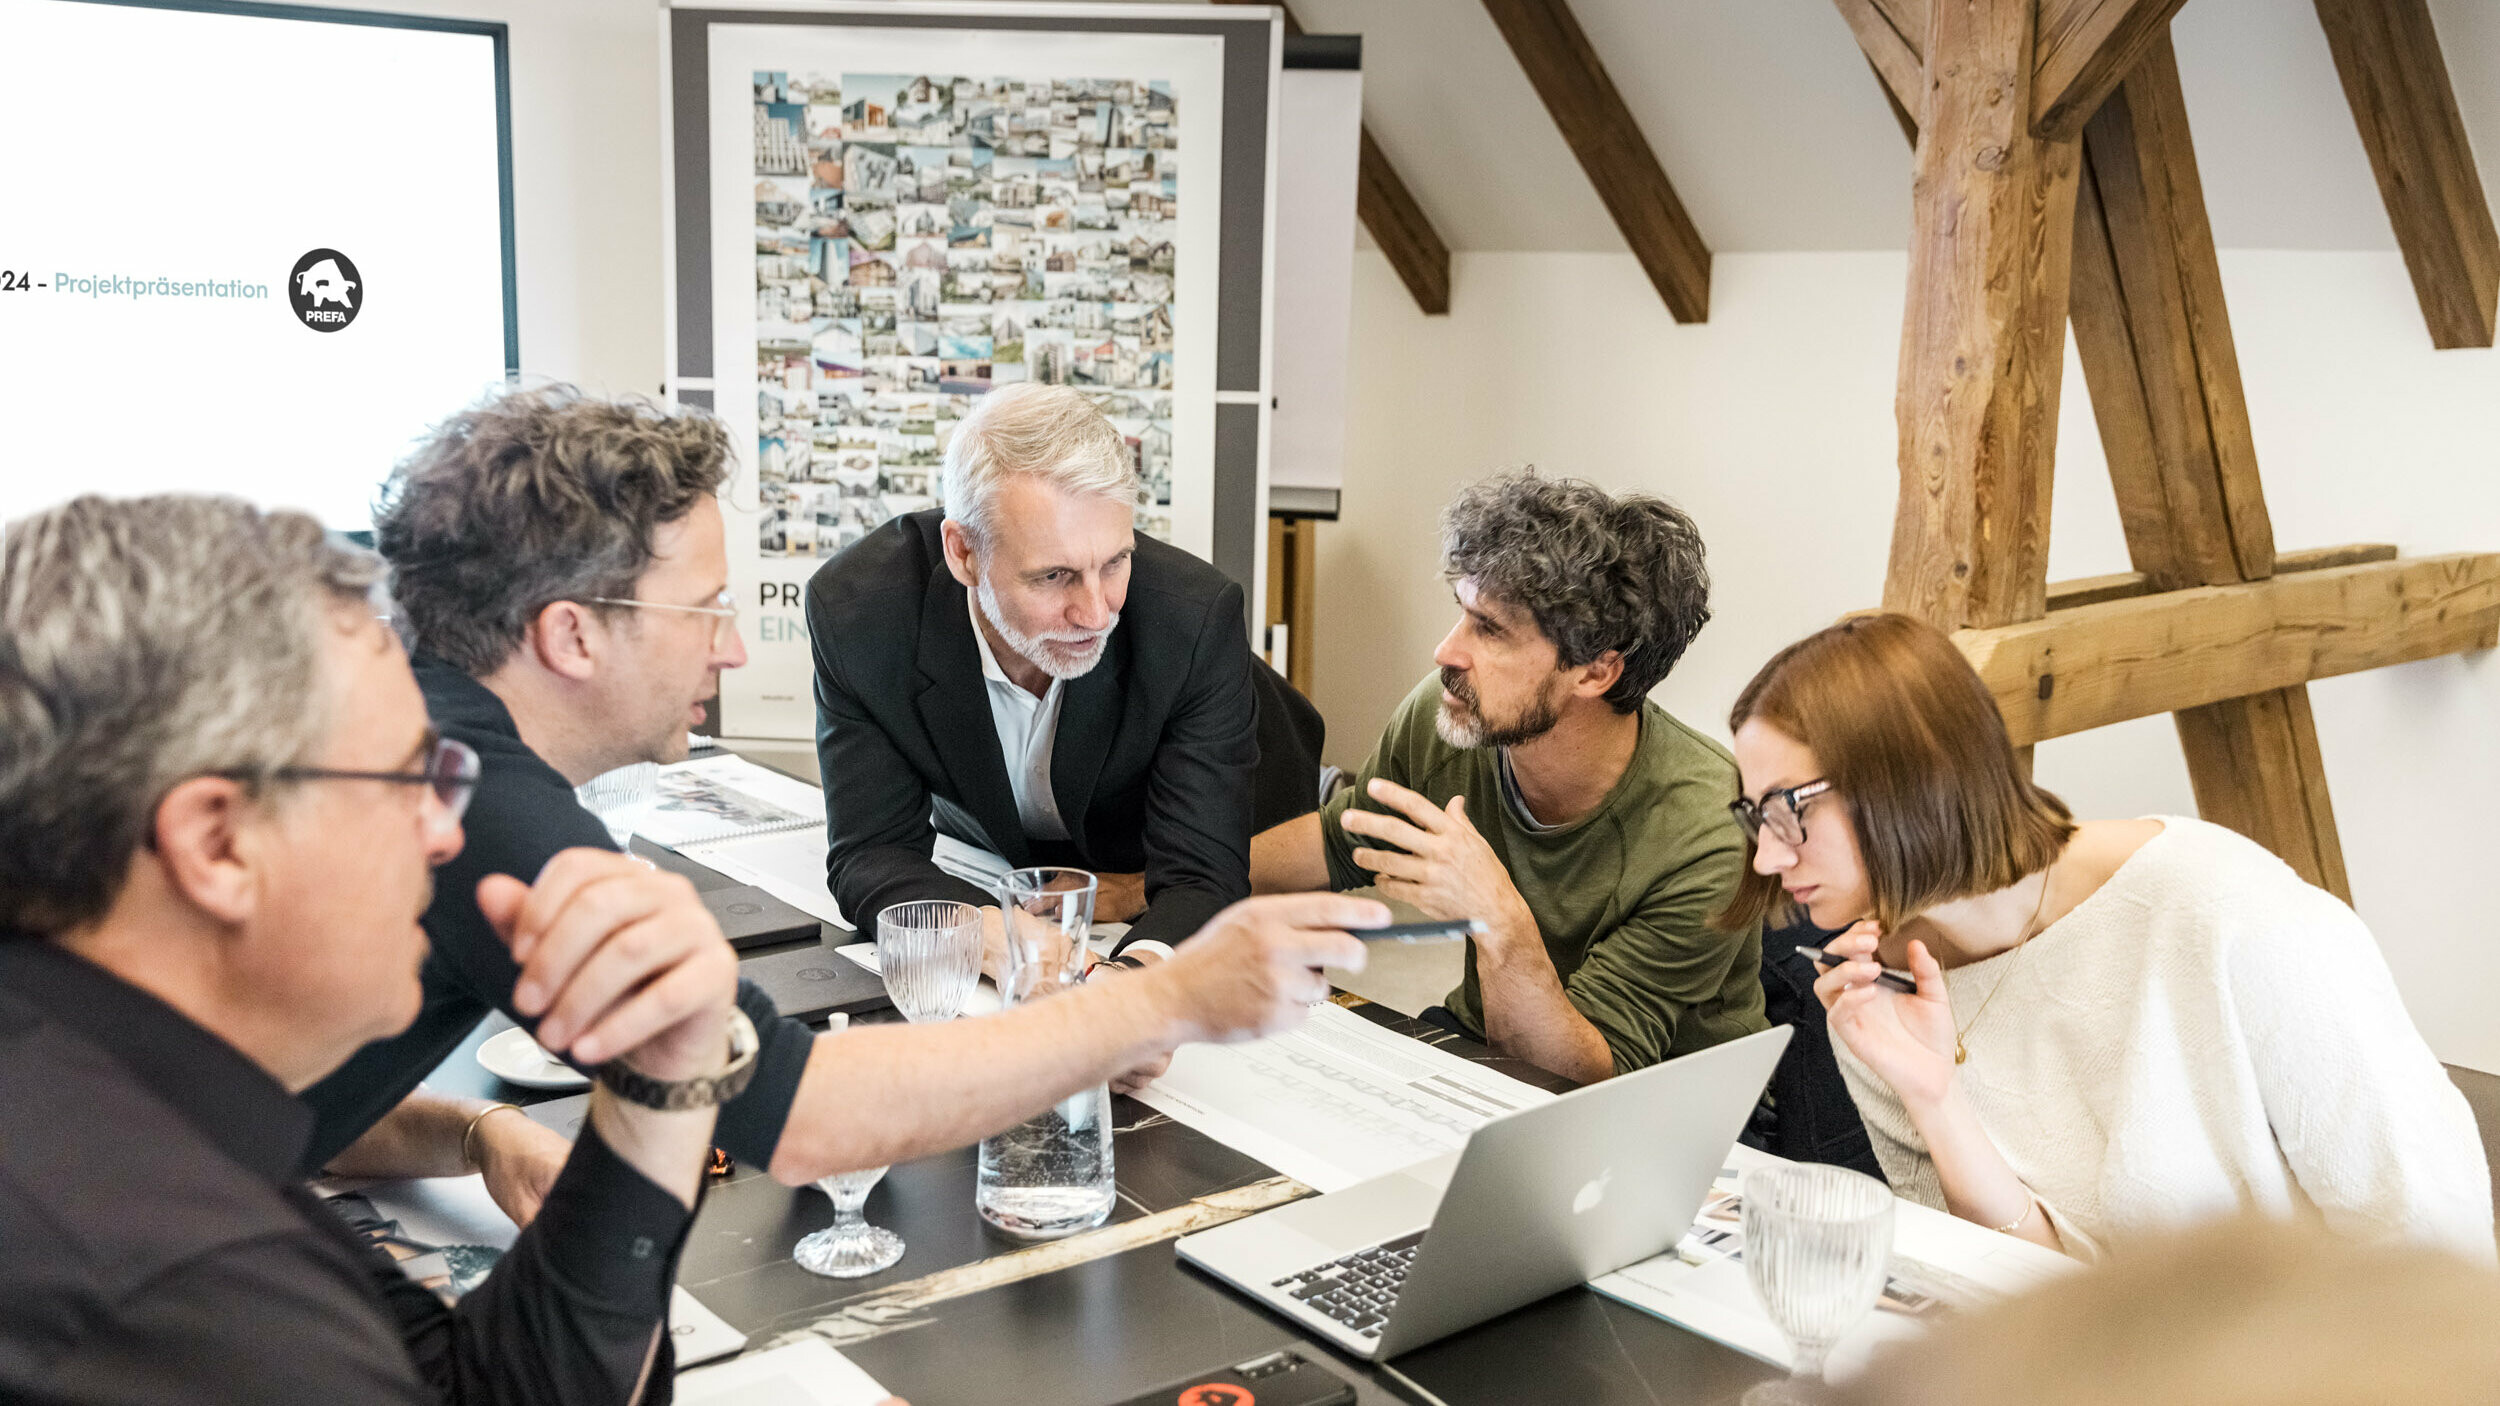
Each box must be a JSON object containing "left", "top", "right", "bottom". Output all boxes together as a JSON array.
[{"left": 634, "top": 755, "right": 824, "bottom": 848}]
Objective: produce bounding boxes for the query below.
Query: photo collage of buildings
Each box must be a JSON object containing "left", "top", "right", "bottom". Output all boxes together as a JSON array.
[{"left": 753, "top": 69, "right": 1182, "bottom": 557}]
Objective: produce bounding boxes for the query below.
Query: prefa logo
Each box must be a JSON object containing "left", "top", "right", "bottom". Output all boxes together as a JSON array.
[{"left": 288, "top": 249, "right": 361, "bottom": 331}]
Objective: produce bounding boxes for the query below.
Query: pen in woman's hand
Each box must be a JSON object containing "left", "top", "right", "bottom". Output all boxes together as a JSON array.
[{"left": 1796, "top": 944, "right": 1918, "bottom": 994}]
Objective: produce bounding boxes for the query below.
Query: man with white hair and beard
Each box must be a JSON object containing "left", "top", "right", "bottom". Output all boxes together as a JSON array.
[
  {"left": 1250, "top": 471, "right": 1766, "bottom": 1085},
  {"left": 806, "top": 383, "right": 1257, "bottom": 989}
]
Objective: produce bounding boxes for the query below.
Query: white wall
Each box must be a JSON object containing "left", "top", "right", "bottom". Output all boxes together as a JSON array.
[
  {"left": 1317, "top": 248, "right": 2500, "bottom": 1074},
  {"left": 325, "top": 0, "right": 664, "bottom": 399}
]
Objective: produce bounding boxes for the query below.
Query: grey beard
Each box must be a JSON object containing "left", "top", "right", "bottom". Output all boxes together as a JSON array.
[
  {"left": 977, "top": 574, "right": 1116, "bottom": 681},
  {"left": 1434, "top": 674, "right": 1563, "bottom": 750}
]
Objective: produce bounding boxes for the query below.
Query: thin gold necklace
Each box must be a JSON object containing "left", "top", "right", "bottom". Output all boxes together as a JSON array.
[{"left": 1952, "top": 859, "right": 2056, "bottom": 1066}]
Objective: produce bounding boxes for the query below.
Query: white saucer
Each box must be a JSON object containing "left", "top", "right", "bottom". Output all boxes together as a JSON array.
[{"left": 477, "top": 1026, "right": 591, "bottom": 1089}]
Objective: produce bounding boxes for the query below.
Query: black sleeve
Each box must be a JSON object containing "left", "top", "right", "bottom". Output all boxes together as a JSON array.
[
  {"left": 308, "top": 756, "right": 815, "bottom": 1171},
  {"left": 383, "top": 1123, "right": 695, "bottom": 1405},
  {"left": 1120, "top": 581, "right": 1256, "bottom": 952},
  {"left": 810, "top": 585, "right": 994, "bottom": 925},
  {"left": 708, "top": 978, "right": 813, "bottom": 1169},
  {"left": 128, "top": 1127, "right": 696, "bottom": 1406},
  {"left": 57, "top": 1225, "right": 440, "bottom": 1406}
]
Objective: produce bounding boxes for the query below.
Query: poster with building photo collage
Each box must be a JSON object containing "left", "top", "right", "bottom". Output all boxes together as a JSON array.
[{"left": 751, "top": 70, "right": 1180, "bottom": 558}]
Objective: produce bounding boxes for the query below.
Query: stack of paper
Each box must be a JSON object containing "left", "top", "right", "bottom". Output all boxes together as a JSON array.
[
  {"left": 932, "top": 832, "right": 1010, "bottom": 889},
  {"left": 675, "top": 1339, "right": 892, "bottom": 1405},
  {"left": 1131, "top": 1002, "right": 1556, "bottom": 1192}
]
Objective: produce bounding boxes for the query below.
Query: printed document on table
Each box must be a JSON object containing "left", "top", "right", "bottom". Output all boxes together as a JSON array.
[{"left": 1132, "top": 1002, "right": 1556, "bottom": 1191}]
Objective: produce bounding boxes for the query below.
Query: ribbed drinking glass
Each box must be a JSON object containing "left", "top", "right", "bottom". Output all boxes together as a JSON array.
[
  {"left": 875, "top": 899, "right": 982, "bottom": 1023},
  {"left": 1740, "top": 1163, "right": 1894, "bottom": 1402},
  {"left": 573, "top": 762, "right": 658, "bottom": 850}
]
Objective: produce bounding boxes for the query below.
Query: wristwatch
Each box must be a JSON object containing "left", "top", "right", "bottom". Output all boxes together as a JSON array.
[{"left": 592, "top": 1009, "right": 760, "bottom": 1111}]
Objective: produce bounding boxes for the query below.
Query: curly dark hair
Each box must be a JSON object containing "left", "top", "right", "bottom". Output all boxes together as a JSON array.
[
  {"left": 1440, "top": 470, "right": 1712, "bottom": 713},
  {"left": 374, "top": 385, "right": 731, "bottom": 675}
]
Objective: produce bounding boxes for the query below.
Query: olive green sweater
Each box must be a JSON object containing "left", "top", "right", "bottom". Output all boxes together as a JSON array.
[{"left": 1322, "top": 675, "right": 1765, "bottom": 1073}]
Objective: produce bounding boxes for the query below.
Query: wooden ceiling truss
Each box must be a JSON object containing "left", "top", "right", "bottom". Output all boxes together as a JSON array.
[{"left": 1831, "top": 0, "right": 2500, "bottom": 900}]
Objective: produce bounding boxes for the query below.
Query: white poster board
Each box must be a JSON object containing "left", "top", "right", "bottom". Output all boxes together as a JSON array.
[
  {"left": 694, "top": 16, "right": 1229, "bottom": 739},
  {"left": 1269, "top": 62, "right": 1362, "bottom": 505}
]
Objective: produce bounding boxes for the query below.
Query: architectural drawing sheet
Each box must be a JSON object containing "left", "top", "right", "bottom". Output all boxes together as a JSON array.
[{"left": 1133, "top": 1003, "right": 1556, "bottom": 1192}]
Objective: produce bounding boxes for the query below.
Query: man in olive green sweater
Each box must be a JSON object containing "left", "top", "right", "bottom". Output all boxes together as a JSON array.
[{"left": 1252, "top": 472, "right": 1764, "bottom": 1084}]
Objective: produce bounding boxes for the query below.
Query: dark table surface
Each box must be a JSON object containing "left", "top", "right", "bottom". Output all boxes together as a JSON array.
[{"left": 419, "top": 837, "right": 1779, "bottom": 1406}]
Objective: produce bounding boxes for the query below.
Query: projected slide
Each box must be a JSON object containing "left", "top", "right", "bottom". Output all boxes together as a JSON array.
[{"left": 0, "top": 0, "right": 514, "bottom": 530}]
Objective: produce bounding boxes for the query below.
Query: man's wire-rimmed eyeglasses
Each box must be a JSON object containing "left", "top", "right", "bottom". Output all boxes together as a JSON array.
[
  {"left": 1728, "top": 779, "right": 1833, "bottom": 847},
  {"left": 585, "top": 589, "right": 740, "bottom": 647}
]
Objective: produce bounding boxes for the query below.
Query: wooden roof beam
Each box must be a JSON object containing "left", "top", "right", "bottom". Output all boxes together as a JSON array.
[
  {"left": 2032, "top": 0, "right": 2193, "bottom": 140},
  {"left": 2068, "top": 33, "right": 2275, "bottom": 591},
  {"left": 2045, "top": 543, "right": 2396, "bottom": 610},
  {"left": 1837, "top": 0, "right": 1923, "bottom": 121},
  {"left": 1959, "top": 552, "right": 2500, "bottom": 746},
  {"left": 1832, "top": 0, "right": 2192, "bottom": 140},
  {"left": 1884, "top": 0, "right": 2079, "bottom": 630},
  {"left": 1479, "top": 0, "right": 1712, "bottom": 322},
  {"left": 1215, "top": 0, "right": 1452, "bottom": 314},
  {"left": 2313, "top": 0, "right": 2500, "bottom": 349},
  {"left": 1357, "top": 128, "right": 1452, "bottom": 315}
]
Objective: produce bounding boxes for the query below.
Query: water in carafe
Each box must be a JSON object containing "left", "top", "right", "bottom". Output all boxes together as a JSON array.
[
  {"left": 976, "top": 1083, "right": 1115, "bottom": 1237},
  {"left": 975, "top": 868, "right": 1116, "bottom": 1239}
]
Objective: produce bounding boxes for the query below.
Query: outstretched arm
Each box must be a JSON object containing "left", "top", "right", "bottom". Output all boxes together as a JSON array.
[{"left": 767, "top": 892, "right": 1382, "bottom": 1183}]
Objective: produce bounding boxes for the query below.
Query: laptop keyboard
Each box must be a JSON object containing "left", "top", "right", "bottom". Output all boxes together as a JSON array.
[{"left": 1269, "top": 1230, "right": 1426, "bottom": 1338}]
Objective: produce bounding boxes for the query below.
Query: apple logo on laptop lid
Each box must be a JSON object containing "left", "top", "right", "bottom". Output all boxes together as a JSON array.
[{"left": 1572, "top": 1168, "right": 1613, "bottom": 1216}]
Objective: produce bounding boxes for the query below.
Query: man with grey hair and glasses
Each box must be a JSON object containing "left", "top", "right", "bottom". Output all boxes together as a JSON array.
[
  {"left": 1252, "top": 471, "right": 1766, "bottom": 1085},
  {"left": 806, "top": 383, "right": 1264, "bottom": 992},
  {"left": 0, "top": 494, "right": 754, "bottom": 1403},
  {"left": 302, "top": 383, "right": 1379, "bottom": 1213}
]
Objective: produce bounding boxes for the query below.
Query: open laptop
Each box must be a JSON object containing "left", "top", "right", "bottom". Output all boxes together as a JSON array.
[{"left": 1176, "top": 1024, "right": 1790, "bottom": 1360}]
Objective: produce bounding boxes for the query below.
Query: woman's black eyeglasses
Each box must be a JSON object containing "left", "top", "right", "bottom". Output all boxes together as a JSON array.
[{"left": 1728, "top": 779, "right": 1833, "bottom": 847}]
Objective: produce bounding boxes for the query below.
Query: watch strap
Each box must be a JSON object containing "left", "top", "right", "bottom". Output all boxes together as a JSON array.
[{"left": 592, "top": 1008, "right": 760, "bottom": 1111}]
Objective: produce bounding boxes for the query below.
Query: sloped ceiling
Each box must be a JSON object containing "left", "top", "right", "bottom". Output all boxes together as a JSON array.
[{"left": 1260, "top": 0, "right": 2500, "bottom": 253}]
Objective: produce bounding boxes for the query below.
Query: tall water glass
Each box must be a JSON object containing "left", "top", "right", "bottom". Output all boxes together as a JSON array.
[
  {"left": 876, "top": 900, "right": 982, "bottom": 1023},
  {"left": 1740, "top": 1164, "right": 1894, "bottom": 1403},
  {"left": 574, "top": 762, "right": 658, "bottom": 850},
  {"left": 976, "top": 867, "right": 1114, "bottom": 1239},
  {"left": 794, "top": 1164, "right": 903, "bottom": 1278}
]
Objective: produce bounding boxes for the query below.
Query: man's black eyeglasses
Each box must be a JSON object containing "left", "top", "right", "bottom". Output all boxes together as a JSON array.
[
  {"left": 1728, "top": 779, "right": 1833, "bottom": 848},
  {"left": 216, "top": 730, "right": 480, "bottom": 824}
]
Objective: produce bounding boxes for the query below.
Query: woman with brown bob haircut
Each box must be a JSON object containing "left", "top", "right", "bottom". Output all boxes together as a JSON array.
[{"left": 1720, "top": 613, "right": 2490, "bottom": 1261}]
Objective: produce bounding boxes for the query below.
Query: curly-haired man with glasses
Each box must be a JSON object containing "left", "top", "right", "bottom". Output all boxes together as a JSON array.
[{"left": 1252, "top": 471, "right": 1765, "bottom": 1084}]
